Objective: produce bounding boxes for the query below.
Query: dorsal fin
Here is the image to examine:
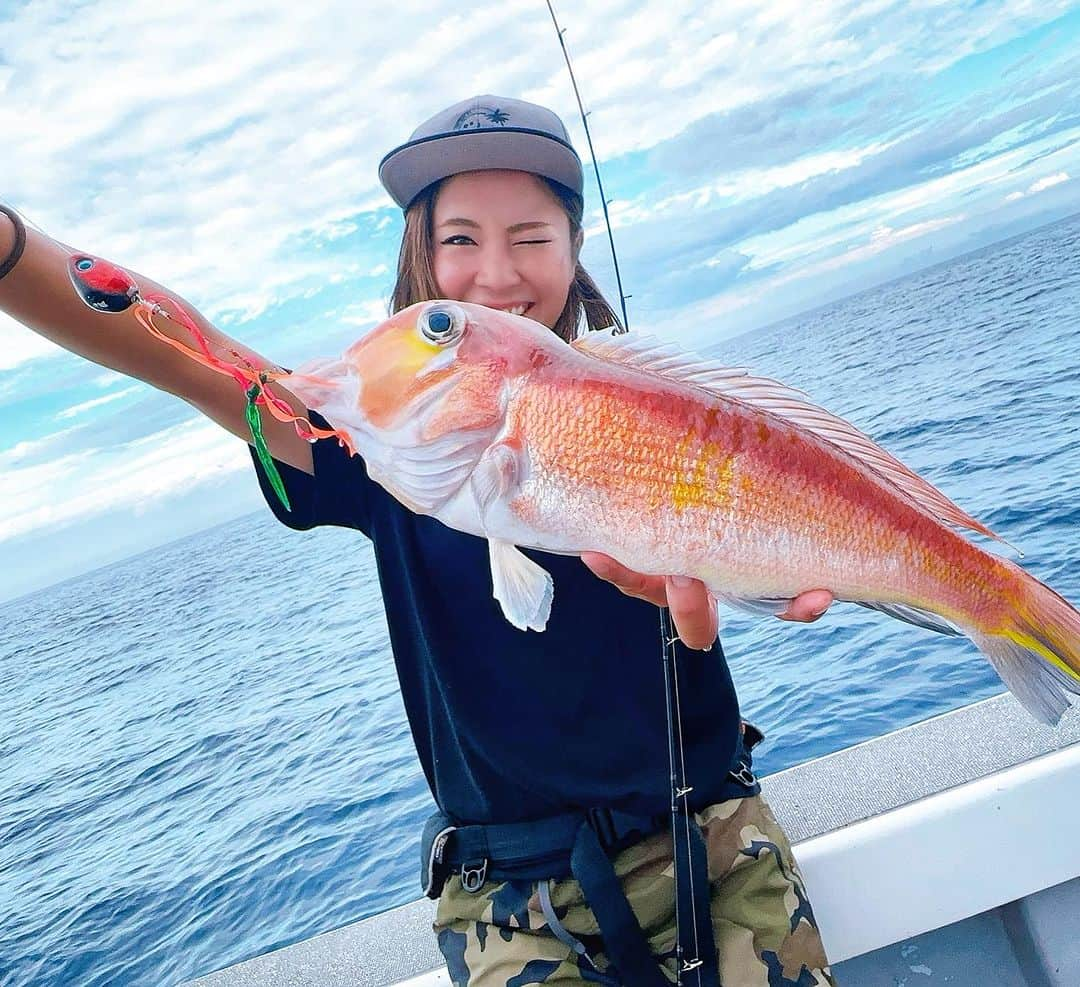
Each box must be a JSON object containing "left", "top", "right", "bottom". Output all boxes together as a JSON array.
[{"left": 572, "top": 329, "right": 1009, "bottom": 547}]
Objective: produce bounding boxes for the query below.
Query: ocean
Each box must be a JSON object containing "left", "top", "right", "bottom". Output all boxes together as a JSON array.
[{"left": 2, "top": 214, "right": 1078, "bottom": 985}]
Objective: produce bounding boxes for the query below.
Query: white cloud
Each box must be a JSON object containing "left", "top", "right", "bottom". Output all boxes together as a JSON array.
[
  {"left": 734, "top": 126, "right": 1080, "bottom": 276},
  {"left": 1030, "top": 171, "right": 1070, "bottom": 192},
  {"left": 340, "top": 299, "right": 391, "bottom": 328},
  {"left": 0, "top": 4, "right": 1071, "bottom": 353},
  {"left": 0, "top": 416, "right": 251, "bottom": 543},
  {"left": 55, "top": 384, "right": 143, "bottom": 420},
  {"left": 587, "top": 141, "right": 895, "bottom": 241},
  {"left": 650, "top": 210, "right": 969, "bottom": 347},
  {"left": 0, "top": 426, "right": 85, "bottom": 467},
  {"left": 0, "top": 311, "right": 65, "bottom": 370},
  {"left": 1005, "top": 169, "right": 1072, "bottom": 201},
  {"left": 836, "top": 215, "right": 967, "bottom": 263},
  {"left": 93, "top": 370, "right": 128, "bottom": 388}
]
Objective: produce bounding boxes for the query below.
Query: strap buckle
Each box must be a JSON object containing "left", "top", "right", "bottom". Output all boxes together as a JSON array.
[
  {"left": 728, "top": 763, "right": 757, "bottom": 787},
  {"left": 461, "top": 858, "right": 489, "bottom": 893}
]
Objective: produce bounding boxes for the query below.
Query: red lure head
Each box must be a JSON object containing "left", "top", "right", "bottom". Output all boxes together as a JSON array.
[{"left": 67, "top": 254, "right": 140, "bottom": 312}]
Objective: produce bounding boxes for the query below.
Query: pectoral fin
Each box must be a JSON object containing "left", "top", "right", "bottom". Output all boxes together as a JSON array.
[
  {"left": 471, "top": 439, "right": 526, "bottom": 518},
  {"left": 489, "top": 540, "right": 554, "bottom": 632}
]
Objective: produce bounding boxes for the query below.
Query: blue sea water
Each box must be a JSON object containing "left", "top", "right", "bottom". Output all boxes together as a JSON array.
[{"left": 2, "top": 214, "right": 1079, "bottom": 986}]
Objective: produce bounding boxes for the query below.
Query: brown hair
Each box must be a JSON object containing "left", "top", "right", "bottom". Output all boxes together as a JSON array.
[{"left": 389, "top": 176, "right": 623, "bottom": 342}]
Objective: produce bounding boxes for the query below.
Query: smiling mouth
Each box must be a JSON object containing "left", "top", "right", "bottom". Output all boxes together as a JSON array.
[{"left": 490, "top": 303, "right": 533, "bottom": 317}]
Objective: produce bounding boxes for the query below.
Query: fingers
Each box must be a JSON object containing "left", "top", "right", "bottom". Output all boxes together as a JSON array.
[
  {"left": 582, "top": 553, "right": 832, "bottom": 632},
  {"left": 581, "top": 554, "right": 718, "bottom": 648},
  {"left": 666, "top": 575, "right": 719, "bottom": 650},
  {"left": 581, "top": 552, "right": 667, "bottom": 606},
  {"left": 778, "top": 589, "right": 834, "bottom": 622}
]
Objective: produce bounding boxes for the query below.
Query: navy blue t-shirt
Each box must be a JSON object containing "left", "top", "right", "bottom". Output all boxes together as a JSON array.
[{"left": 251, "top": 430, "right": 746, "bottom": 825}]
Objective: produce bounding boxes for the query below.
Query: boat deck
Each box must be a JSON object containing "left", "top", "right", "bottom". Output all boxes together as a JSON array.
[{"left": 188, "top": 693, "right": 1080, "bottom": 986}]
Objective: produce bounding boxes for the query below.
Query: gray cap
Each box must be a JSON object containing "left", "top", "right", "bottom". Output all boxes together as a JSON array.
[{"left": 378, "top": 95, "right": 584, "bottom": 210}]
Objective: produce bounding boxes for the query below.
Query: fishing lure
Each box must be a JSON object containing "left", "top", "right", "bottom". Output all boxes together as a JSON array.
[
  {"left": 66, "top": 253, "right": 354, "bottom": 510},
  {"left": 246, "top": 380, "right": 291, "bottom": 511}
]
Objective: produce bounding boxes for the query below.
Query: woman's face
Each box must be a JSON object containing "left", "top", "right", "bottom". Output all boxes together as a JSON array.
[{"left": 432, "top": 170, "right": 578, "bottom": 331}]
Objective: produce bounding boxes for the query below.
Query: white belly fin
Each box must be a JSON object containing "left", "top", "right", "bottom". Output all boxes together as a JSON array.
[{"left": 488, "top": 540, "right": 554, "bottom": 633}]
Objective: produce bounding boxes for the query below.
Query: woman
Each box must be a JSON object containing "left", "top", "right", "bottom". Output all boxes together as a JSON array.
[{"left": 0, "top": 95, "right": 837, "bottom": 985}]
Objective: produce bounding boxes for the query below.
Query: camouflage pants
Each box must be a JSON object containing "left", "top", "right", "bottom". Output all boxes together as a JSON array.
[{"left": 434, "top": 795, "right": 836, "bottom": 986}]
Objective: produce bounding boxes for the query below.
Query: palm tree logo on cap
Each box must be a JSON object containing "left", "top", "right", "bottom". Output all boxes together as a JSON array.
[{"left": 453, "top": 106, "right": 511, "bottom": 130}]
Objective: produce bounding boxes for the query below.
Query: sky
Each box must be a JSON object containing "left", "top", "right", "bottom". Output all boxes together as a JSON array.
[{"left": 1, "top": 0, "right": 1079, "bottom": 602}]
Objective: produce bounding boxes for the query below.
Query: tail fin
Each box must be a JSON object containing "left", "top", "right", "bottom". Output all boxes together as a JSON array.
[{"left": 971, "top": 563, "right": 1080, "bottom": 726}]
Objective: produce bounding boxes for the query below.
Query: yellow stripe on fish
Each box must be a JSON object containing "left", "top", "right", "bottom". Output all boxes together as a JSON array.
[{"left": 670, "top": 431, "right": 736, "bottom": 514}]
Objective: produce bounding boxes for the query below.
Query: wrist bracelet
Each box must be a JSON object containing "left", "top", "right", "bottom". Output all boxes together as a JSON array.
[{"left": 0, "top": 204, "right": 28, "bottom": 282}]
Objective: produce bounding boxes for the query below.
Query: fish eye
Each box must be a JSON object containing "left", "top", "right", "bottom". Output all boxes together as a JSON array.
[
  {"left": 76, "top": 258, "right": 94, "bottom": 271},
  {"left": 419, "top": 304, "right": 465, "bottom": 345}
]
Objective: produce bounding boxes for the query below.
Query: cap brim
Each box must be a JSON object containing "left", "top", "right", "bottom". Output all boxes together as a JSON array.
[{"left": 379, "top": 128, "right": 584, "bottom": 209}]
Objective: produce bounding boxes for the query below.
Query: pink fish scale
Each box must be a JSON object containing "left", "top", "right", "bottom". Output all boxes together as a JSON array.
[{"left": 505, "top": 363, "right": 1010, "bottom": 626}]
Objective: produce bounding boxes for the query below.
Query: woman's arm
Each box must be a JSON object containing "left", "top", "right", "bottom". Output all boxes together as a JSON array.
[{"left": 0, "top": 209, "right": 314, "bottom": 473}]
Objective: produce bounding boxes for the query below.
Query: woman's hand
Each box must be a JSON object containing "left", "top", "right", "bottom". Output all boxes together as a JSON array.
[{"left": 580, "top": 552, "right": 833, "bottom": 650}]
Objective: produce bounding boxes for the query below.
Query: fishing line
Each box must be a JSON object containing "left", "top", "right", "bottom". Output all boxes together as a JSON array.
[
  {"left": 0, "top": 197, "right": 47, "bottom": 234},
  {"left": 61, "top": 247, "right": 356, "bottom": 514},
  {"left": 669, "top": 620, "right": 704, "bottom": 979},
  {"left": 544, "top": 0, "right": 630, "bottom": 334},
  {"left": 544, "top": 5, "right": 702, "bottom": 983}
]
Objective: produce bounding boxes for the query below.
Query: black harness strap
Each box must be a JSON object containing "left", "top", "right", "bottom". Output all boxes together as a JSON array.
[
  {"left": 422, "top": 726, "right": 763, "bottom": 985},
  {"left": 571, "top": 820, "right": 670, "bottom": 987},
  {"left": 424, "top": 806, "right": 669, "bottom": 986}
]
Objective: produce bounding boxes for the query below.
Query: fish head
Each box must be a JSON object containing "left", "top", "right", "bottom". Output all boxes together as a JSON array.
[
  {"left": 67, "top": 254, "right": 141, "bottom": 313},
  {"left": 341, "top": 299, "right": 550, "bottom": 434},
  {"left": 340, "top": 300, "right": 471, "bottom": 431},
  {"left": 289, "top": 300, "right": 549, "bottom": 515}
]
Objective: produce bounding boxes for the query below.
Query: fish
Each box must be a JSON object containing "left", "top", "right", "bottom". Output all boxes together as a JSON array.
[{"left": 284, "top": 299, "right": 1080, "bottom": 727}]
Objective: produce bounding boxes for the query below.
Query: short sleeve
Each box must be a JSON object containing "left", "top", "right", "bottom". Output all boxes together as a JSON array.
[{"left": 249, "top": 411, "right": 375, "bottom": 537}]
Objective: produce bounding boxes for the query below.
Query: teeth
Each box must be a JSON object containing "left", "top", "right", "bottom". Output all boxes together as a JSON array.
[{"left": 498, "top": 304, "right": 529, "bottom": 316}]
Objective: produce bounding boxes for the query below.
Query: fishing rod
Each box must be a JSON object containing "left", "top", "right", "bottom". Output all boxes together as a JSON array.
[
  {"left": 543, "top": 5, "right": 705, "bottom": 984},
  {"left": 544, "top": 0, "right": 631, "bottom": 335}
]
